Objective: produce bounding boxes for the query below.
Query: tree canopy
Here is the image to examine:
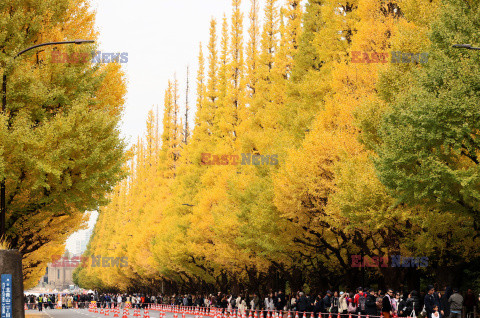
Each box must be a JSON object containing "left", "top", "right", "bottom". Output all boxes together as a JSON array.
[
  {"left": 1, "top": 0, "right": 127, "bottom": 288},
  {"left": 77, "top": 0, "right": 480, "bottom": 293}
]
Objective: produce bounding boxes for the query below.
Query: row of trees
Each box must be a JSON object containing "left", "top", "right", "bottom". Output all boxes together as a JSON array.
[
  {"left": 0, "top": 0, "right": 127, "bottom": 289},
  {"left": 75, "top": 0, "right": 480, "bottom": 294}
]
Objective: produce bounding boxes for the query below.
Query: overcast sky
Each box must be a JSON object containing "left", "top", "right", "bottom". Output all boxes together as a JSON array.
[
  {"left": 66, "top": 0, "right": 257, "bottom": 253},
  {"left": 90, "top": 0, "right": 253, "bottom": 144}
]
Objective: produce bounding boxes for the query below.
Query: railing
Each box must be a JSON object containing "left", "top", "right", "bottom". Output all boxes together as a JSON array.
[
  {"left": 24, "top": 302, "right": 479, "bottom": 318},
  {"left": 87, "top": 304, "right": 387, "bottom": 318}
]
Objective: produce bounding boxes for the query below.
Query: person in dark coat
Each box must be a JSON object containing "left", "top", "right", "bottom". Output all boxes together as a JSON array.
[
  {"left": 314, "top": 294, "right": 325, "bottom": 318},
  {"left": 324, "top": 291, "right": 332, "bottom": 312},
  {"left": 366, "top": 289, "right": 378, "bottom": 316},
  {"left": 297, "top": 292, "right": 309, "bottom": 314},
  {"left": 277, "top": 291, "right": 286, "bottom": 311},
  {"left": 308, "top": 294, "right": 315, "bottom": 313},
  {"left": 397, "top": 293, "right": 407, "bottom": 317},
  {"left": 382, "top": 289, "right": 394, "bottom": 318},
  {"left": 425, "top": 286, "right": 437, "bottom": 318},
  {"left": 434, "top": 290, "right": 444, "bottom": 316},
  {"left": 405, "top": 291, "right": 421, "bottom": 317},
  {"left": 443, "top": 287, "right": 453, "bottom": 318}
]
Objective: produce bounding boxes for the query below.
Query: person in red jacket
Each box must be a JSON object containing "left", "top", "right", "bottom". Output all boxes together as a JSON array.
[{"left": 354, "top": 287, "right": 368, "bottom": 315}]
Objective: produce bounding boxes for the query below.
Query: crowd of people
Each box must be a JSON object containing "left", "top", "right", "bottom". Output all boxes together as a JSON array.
[
  {"left": 24, "top": 293, "right": 95, "bottom": 310},
  {"left": 25, "top": 286, "right": 480, "bottom": 318}
]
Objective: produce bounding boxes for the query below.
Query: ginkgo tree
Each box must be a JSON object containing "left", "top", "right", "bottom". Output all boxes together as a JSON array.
[
  {"left": 1, "top": 0, "right": 127, "bottom": 288},
  {"left": 80, "top": 0, "right": 480, "bottom": 293}
]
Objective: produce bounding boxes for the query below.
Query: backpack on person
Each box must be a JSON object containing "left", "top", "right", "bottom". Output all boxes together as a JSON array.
[{"left": 358, "top": 293, "right": 367, "bottom": 312}]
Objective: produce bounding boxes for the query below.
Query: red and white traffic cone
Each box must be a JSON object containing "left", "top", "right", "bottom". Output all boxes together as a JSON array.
[
  {"left": 294, "top": 312, "right": 299, "bottom": 318},
  {"left": 144, "top": 309, "right": 150, "bottom": 318},
  {"left": 105, "top": 309, "right": 110, "bottom": 316}
]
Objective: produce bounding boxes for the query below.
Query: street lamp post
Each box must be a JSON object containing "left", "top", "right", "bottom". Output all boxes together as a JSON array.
[
  {"left": 452, "top": 44, "right": 480, "bottom": 50},
  {"left": 0, "top": 39, "right": 94, "bottom": 240}
]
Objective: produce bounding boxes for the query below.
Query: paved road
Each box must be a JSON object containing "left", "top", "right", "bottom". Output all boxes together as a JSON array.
[{"left": 26, "top": 308, "right": 188, "bottom": 318}]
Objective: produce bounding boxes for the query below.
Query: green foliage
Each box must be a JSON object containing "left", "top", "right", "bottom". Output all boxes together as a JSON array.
[
  {"left": 376, "top": 0, "right": 480, "bottom": 221},
  {"left": 0, "top": 0, "right": 127, "bottom": 289}
]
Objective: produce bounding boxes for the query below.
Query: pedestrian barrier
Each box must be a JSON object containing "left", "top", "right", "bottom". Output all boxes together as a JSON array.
[{"left": 25, "top": 301, "right": 400, "bottom": 318}]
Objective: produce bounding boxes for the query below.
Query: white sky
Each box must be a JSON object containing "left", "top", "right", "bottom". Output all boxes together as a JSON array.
[
  {"left": 66, "top": 0, "right": 257, "bottom": 251},
  {"left": 90, "top": 0, "right": 254, "bottom": 144}
]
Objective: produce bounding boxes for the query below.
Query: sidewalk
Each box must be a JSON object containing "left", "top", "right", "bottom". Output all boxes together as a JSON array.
[{"left": 26, "top": 311, "right": 48, "bottom": 318}]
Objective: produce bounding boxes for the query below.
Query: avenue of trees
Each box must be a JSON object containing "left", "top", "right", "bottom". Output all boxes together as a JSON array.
[{"left": 75, "top": 0, "right": 480, "bottom": 294}]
